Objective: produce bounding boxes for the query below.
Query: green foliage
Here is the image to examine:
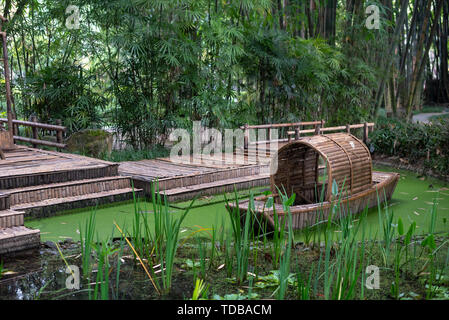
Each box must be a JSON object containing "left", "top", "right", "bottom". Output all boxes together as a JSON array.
[
  {"left": 20, "top": 63, "right": 105, "bottom": 134},
  {"left": 79, "top": 210, "right": 97, "bottom": 278},
  {"left": 191, "top": 278, "right": 209, "bottom": 300},
  {"left": 8, "top": 0, "right": 379, "bottom": 146},
  {"left": 224, "top": 189, "right": 255, "bottom": 285},
  {"left": 370, "top": 117, "right": 449, "bottom": 176}
]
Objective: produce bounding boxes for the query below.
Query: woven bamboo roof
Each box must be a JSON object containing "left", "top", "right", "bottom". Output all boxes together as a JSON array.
[{"left": 270, "top": 133, "right": 372, "bottom": 202}]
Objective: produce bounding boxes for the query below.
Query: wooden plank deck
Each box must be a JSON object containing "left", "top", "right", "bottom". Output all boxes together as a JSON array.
[
  {"left": 0, "top": 146, "right": 116, "bottom": 179},
  {"left": 119, "top": 153, "right": 271, "bottom": 181},
  {"left": 119, "top": 153, "right": 272, "bottom": 201},
  {"left": 0, "top": 146, "right": 119, "bottom": 190}
]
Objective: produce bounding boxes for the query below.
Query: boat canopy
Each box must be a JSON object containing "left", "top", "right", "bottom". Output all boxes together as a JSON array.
[{"left": 270, "top": 133, "right": 372, "bottom": 204}]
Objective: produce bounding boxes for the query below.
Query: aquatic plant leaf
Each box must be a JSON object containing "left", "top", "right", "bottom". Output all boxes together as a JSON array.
[
  {"left": 405, "top": 222, "right": 416, "bottom": 245},
  {"left": 285, "top": 194, "right": 296, "bottom": 207},
  {"left": 398, "top": 218, "right": 404, "bottom": 236},
  {"left": 332, "top": 179, "right": 339, "bottom": 196},
  {"left": 213, "top": 293, "right": 259, "bottom": 300},
  {"left": 266, "top": 197, "right": 274, "bottom": 209},
  {"left": 183, "top": 259, "right": 201, "bottom": 269},
  {"left": 421, "top": 234, "right": 436, "bottom": 250}
]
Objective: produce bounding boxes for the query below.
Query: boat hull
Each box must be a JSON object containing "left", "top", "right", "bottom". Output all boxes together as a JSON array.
[{"left": 227, "top": 171, "right": 400, "bottom": 231}]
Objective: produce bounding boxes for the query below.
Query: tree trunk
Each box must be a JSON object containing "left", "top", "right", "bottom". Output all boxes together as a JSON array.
[{"left": 406, "top": 0, "right": 444, "bottom": 119}]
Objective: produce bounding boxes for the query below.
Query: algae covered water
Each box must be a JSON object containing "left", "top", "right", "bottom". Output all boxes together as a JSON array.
[{"left": 25, "top": 166, "right": 449, "bottom": 242}]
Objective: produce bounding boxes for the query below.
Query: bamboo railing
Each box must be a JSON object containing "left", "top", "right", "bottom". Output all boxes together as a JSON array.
[
  {"left": 0, "top": 117, "right": 67, "bottom": 149},
  {"left": 241, "top": 121, "right": 375, "bottom": 150}
]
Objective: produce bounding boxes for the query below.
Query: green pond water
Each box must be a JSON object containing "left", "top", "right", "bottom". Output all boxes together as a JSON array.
[{"left": 26, "top": 166, "right": 449, "bottom": 242}]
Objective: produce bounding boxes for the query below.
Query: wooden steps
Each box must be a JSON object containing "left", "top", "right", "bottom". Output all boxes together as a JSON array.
[
  {"left": 0, "top": 192, "right": 10, "bottom": 210},
  {"left": 0, "top": 147, "right": 145, "bottom": 255},
  {"left": 0, "top": 226, "right": 40, "bottom": 255},
  {"left": 0, "top": 197, "right": 40, "bottom": 255},
  {"left": 4, "top": 177, "right": 142, "bottom": 218},
  {"left": 0, "top": 146, "right": 119, "bottom": 190},
  {"left": 0, "top": 210, "right": 24, "bottom": 228},
  {"left": 5, "top": 176, "right": 136, "bottom": 204},
  {"left": 158, "top": 173, "right": 270, "bottom": 202},
  {"left": 0, "top": 164, "right": 119, "bottom": 190}
]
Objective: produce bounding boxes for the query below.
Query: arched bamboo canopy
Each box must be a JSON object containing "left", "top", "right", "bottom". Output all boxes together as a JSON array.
[{"left": 270, "top": 133, "right": 372, "bottom": 204}]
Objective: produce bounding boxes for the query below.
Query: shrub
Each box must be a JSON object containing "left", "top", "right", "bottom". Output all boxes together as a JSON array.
[{"left": 370, "top": 117, "right": 449, "bottom": 177}]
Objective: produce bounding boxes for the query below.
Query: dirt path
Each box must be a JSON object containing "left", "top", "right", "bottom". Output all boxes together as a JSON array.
[{"left": 412, "top": 111, "right": 449, "bottom": 123}]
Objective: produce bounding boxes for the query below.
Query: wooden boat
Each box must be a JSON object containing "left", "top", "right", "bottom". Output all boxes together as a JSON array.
[{"left": 227, "top": 133, "right": 400, "bottom": 230}]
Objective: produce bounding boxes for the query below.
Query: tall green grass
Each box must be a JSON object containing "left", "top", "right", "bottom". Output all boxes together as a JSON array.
[
  {"left": 276, "top": 191, "right": 294, "bottom": 300},
  {"left": 123, "top": 181, "right": 195, "bottom": 295},
  {"left": 79, "top": 210, "right": 97, "bottom": 278},
  {"left": 224, "top": 188, "right": 255, "bottom": 285}
]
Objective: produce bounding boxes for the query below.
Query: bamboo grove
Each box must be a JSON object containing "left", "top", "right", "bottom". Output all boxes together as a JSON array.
[{"left": 0, "top": 0, "right": 447, "bottom": 148}]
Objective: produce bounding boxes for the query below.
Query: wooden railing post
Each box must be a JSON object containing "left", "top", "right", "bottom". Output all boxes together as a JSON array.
[
  {"left": 13, "top": 114, "right": 18, "bottom": 138},
  {"left": 31, "top": 116, "right": 38, "bottom": 148},
  {"left": 56, "top": 119, "right": 63, "bottom": 151},
  {"left": 243, "top": 124, "right": 249, "bottom": 151},
  {"left": 315, "top": 123, "right": 321, "bottom": 135},
  {"left": 363, "top": 122, "right": 369, "bottom": 145},
  {"left": 295, "top": 125, "right": 300, "bottom": 140},
  {"left": 346, "top": 124, "right": 351, "bottom": 134}
]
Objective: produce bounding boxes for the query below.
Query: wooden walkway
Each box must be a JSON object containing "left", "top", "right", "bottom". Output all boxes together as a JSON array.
[{"left": 119, "top": 154, "right": 271, "bottom": 202}]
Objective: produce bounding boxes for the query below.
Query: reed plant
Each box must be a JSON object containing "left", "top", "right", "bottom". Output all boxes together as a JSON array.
[
  {"left": 130, "top": 197, "right": 152, "bottom": 259},
  {"left": 121, "top": 181, "right": 195, "bottom": 295},
  {"left": 192, "top": 278, "right": 209, "bottom": 300},
  {"left": 112, "top": 238, "right": 125, "bottom": 300},
  {"left": 196, "top": 237, "right": 207, "bottom": 279},
  {"left": 295, "top": 261, "right": 313, "bottom": 300},
  {"left": 79, "top": 210, "right": 97, "bottom": 278},
  {"left": 92, "top": 238, "right": 117, "bottom": 300},
  {"left": 420, "top": 197, "right": 444, "bottom": 299},
  {"left": 276, "top": 191, "right": 294, "bottom": 300},
  {"left": 377, "top": 190, "right": 395, "bottom": 267},
  {"left": 209, "top": 226, "right": 217, "bottom": 270},
  {"left": 224, "top": 188, "right": 254, "bottom": 285},
  {"left": 224, "top": 230, "right": 234, "bottom": 278},
  {"left": 159, "top": 196, "right": 192, "bottom": 293},
  {"left": 271, "top": 201, "right": 287, "bottom": 269}
]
